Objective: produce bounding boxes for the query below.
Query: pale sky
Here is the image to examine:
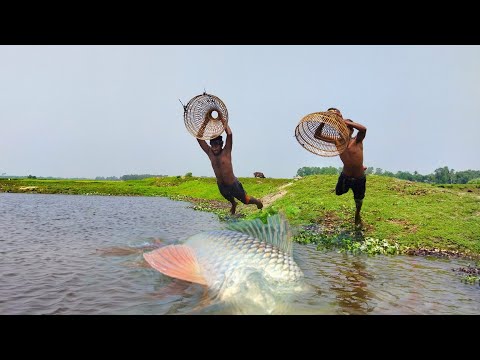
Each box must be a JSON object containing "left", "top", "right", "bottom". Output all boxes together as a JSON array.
[{"left": 1, "top": 45, "right": 479, "bottom": 179}]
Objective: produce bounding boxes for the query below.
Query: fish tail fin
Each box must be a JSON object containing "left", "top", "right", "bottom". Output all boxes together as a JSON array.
[{"left": 143, "top": 245, "right": 207, "bottom": 285}]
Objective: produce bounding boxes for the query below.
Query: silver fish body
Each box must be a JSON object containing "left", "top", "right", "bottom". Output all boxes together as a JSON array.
[
  {"left": 185, "top": 229, "right": 303, "bottom": 290},
  {"left": 143, "top": 214, "right": 304, "bottom": 301}
]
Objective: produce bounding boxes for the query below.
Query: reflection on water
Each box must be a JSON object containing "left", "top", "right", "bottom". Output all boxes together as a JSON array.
[
  {"left": 1, "top": 193, "right": 479, "bottom": 315},
  {"left": 331, "top": 256, "right": 375, "bottom": 315}
]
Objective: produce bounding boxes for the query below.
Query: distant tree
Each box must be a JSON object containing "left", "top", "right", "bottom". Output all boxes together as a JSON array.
[
  {"left": 296, "top": 165, "right": 480, "bottom": 184},
  {"left": 425, "top": 173, "right": 435, "bottom": 183},
  {"left": 320, "top": 166, "right": 339, "bottom": 175},
  {"left": 120, "top": 174, "right": 165, "bottom": 180},
  {"left": 412, "top": 171, "right": 427, "bottom": 182},
  {"left": 296, "top": 167, "right": 312, "bottom": 176},
  {"left": 455, "top": 170, "right": 480, "bottom": 184},
  {"left": 434, "top": 166, "right": 450, "bottom": 184},
  {"left": 296, "top": 166, "right": 339, "bottom": 176},
  {"left": 467, "top": 178, "right": 480, "bottom": 184},
  {"left": 449, "top": 168, "right": 456, "bottom": 184},
  {"left": 185, "top": 172, "right": 193, "bottom": 177},
  {"left": 395, "top": 171, "right": 414, "bottom": 181},
  {"left": 27, "top": 175, "right": 36, "bottom": 179}
]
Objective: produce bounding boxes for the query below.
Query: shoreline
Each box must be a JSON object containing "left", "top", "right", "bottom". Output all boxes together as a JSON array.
[{"left": 1, "top": 175, "right": 479, "bottom": 259}]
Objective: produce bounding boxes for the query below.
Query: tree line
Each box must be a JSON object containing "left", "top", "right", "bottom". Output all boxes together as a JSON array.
[
  {"left": 296, "top": 166, "right": 480, "bottom": 184},
  {"left": 95, "top": 174, "right": 167, "bottom": 181}
]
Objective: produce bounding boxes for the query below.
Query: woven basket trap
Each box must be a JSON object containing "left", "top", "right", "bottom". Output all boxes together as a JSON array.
[
  {"left": 295, "top": 112, "right": 350, "bottom": 157},
  {"left": 183, "top": 93, "right": 228, "bottom": 140}
]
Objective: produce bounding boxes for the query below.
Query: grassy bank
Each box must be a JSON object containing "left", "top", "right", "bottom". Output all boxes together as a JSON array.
[{"left": 1, "top": 175, "right": 479, "bottom": 256}]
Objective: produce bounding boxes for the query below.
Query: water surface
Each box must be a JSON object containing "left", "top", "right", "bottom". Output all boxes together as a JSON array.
[{"left": 1, "top": 193, "right": 478, "bottom": 314}]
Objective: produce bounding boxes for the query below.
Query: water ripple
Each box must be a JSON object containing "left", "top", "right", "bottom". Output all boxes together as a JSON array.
[{"left": 1, "top": 193, "right": 479, "bottom": 314}]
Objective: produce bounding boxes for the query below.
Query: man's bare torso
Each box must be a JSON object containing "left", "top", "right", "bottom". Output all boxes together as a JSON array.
[
  {"left": 339, "top": 137, "right": 364, "bottom": 178},
  {"left": 208, "top": 150, "right": 236, "bottom": 185}
]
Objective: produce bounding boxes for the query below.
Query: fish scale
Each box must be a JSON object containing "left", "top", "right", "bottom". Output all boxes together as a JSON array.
[
  {"left": 185, "top": 229, "right": 303, "bottom": 288},
  {"left": 143, "top": 214, "right": 304, "bottom": 290}
]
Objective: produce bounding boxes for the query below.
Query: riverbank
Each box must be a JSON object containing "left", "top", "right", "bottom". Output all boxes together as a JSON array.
[{"left": 1, "top": 175, "right": 479, "bottom": 258}]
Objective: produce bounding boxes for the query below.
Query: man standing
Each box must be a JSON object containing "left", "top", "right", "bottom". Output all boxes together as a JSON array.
[{"left": 196, "top": 122, "right": 263, "bottom": 215}]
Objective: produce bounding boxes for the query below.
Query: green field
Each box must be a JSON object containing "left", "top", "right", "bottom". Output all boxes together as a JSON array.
[{"left": 1, "top": 175, "right": 479, "bottom": 256}]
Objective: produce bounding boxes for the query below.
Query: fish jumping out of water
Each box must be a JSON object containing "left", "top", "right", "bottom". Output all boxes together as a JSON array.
[{"left": 143, "top": 214, "right": 304, "bottom": 295}]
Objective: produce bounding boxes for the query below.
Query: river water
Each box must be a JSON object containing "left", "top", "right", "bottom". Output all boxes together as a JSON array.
[{"left": 1, "top": 193, "right": 478, "bottom": 314}]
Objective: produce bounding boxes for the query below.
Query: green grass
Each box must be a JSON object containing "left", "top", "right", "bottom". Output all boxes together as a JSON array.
[{"left": 1, "top": 175, "right": 479, "bottom": 255}]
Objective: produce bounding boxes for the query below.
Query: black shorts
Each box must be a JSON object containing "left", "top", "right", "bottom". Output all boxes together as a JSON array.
[
  {"left": 335, "top": 172, "right": 366, "bottom": 200},
  {"left": 217, "top": 178, "right": 249, "bottom": 204}
]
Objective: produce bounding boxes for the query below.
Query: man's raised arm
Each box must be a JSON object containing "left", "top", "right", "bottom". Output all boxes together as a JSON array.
[
  {"left": 345, "top": 119, "right": 367, "bottom": 143},
  {"left": 223, "top": 122, "right": 233, "bottom": 152},
  {"left": 197, "top": 138, "right": 210, "bottom": 154}
]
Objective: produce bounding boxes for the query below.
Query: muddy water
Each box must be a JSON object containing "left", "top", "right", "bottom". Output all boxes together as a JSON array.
[{"left": 1, "top": 193, "right": 478, "bottom": 314}]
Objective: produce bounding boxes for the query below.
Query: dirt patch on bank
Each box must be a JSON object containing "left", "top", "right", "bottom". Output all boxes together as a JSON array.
[
  {"left": 261, "top": 182, "right": 293, "bottom": 207},
  {"left": 387, "top": 218, "right": 418, "bottom": 233},
  {"left": 18, "top": 186, "right": 38, "bottom": 192},
  {"left": 404, "top": 247, "right": 480, "bottom": 260},
  {"left": 185, "top": 197, "right": 230, "bottom": 211}
]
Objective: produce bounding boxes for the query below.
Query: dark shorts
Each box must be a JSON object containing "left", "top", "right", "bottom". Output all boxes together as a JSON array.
[
  {"left": 335, "top": 172, "right": 366, "bottom": 200},
  {"left": 218, "top": 178, "right": 249, "bottom": 204}
]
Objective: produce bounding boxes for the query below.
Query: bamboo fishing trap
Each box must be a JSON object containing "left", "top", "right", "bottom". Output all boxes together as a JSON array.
[
  {"left": 294, "top": 111, "right": 350, "bottom": 157},
  {"left": 182, "top": 92, "right": 229, "bottom": 140}
]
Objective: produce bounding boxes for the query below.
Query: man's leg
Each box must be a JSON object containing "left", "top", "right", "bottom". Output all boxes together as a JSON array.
[
  {"left": 352, "top": 176, "right": 366, "bottom": 228},
  {"left": 218, "top": 183, "right": 237, "bottom": 214},
  {"left": 335, "top": 173, "right": 348, "bottom": 196},
  {"left": 354, "top": 198, "right": 363, "bottom": 227},
  {"left": 230, "top": 200, "right": 238, "bottom": 215},
  {"left": 247, "top": 196, "right": 263, "bottom": 210},
  {"left": 233, "top": 180, "right": 263, "bottom": 210}
]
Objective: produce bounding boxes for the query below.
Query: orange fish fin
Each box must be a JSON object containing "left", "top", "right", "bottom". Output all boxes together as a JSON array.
[{"left": 143, "top": 245, "right": 207, "bottom": 285}]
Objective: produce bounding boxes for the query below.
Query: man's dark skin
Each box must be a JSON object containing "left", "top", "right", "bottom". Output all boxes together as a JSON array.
[
  {"left": 197, "top": 122, "right": 263, "bottom": 215},
  {"left": 335, "top": 111, "right": 366, "bottom": 179},
  {"left": 317, "top": 108, "right": 367, "bottom": 226}
]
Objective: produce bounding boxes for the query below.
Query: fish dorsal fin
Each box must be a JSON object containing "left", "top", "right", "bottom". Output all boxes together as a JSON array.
[
  {"left": 143, "top": 244, "right": 207, "bottom": 285},
  {"left": 225, "top": 213, "right": 293, "bottom": 255}
]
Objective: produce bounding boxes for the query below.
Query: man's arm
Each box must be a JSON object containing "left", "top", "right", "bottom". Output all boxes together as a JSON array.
[
  {"left": 197, "top": 138, "right": 210, "bottom": 154},
  {"left": 196, "top": 116, "right": 210, "bottom": 139},
  {"left": 345, "top": 119, "right": 367, "bottom": 143},
  {"left": 223, "top": 121, "right": 233, "bottom": 153},
  {"left": 314, "top": 123, "right": 343, "bottom": 145}
]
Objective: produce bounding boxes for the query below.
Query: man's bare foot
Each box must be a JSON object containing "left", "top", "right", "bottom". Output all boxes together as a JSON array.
[{"left": 257, "top": 200, "right": 263, "bottom": 210}]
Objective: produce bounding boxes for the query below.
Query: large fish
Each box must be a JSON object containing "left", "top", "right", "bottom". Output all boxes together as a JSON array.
[{"left": 143, "top": 214, "right": 304, "bottom": 295}]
